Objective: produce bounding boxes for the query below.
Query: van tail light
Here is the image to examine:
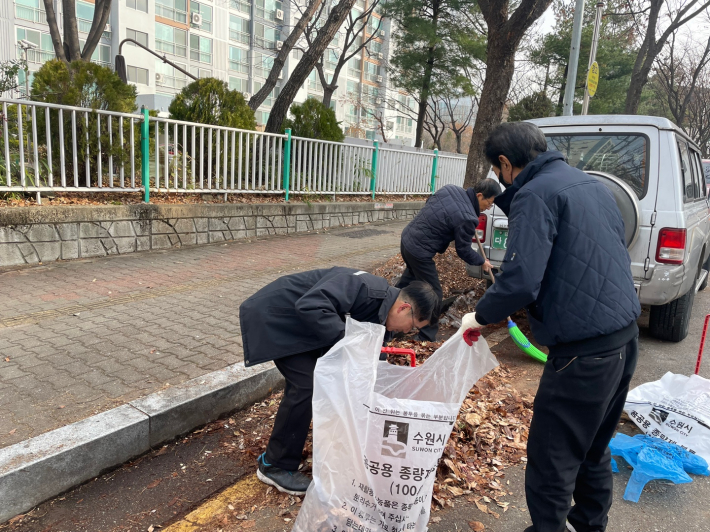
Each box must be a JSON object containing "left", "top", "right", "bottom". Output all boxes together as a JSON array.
[
  {"left": 475, "top": 214, "right": 487, "bottom": 242},
  {"left": 656, "top": 228, "right": 686, "bottom": 264}
]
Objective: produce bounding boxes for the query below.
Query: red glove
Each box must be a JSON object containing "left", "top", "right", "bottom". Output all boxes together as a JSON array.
[{"left": 463, "top": 328, "right": 481, "bottom": 346}]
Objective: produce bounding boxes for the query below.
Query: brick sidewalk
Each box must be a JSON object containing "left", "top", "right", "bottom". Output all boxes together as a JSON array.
[{"left": 0, "top": 221, "right": 406, "bottom": 448}]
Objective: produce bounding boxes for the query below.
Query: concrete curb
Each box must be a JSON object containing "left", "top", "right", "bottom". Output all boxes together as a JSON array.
[{"left": 0, "top": 362, "right": 283, "bottom": 524}]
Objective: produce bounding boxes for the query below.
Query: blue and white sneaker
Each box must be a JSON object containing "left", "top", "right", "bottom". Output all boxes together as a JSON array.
[{"left": 256, "top": 453, "right": 311, "bottom": 495}]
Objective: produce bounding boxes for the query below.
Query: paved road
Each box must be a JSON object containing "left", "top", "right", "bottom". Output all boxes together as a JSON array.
[{"left": 0, "top": 222, "right": 406, "bottom": 448}]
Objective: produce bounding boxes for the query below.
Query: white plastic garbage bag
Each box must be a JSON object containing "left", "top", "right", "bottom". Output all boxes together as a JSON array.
[
  {"left": 624, "top": 372, "right": 710, "bottom": 462},
  {"left": 292, "top": 318, "right": 498, "bottom": 532}
]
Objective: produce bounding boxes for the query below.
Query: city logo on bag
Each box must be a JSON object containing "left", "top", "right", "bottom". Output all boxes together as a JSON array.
[
  {"left": 649, "top": 408, "right": 670, "bottom": 424},
  {"left": 381, "top": 420, "right": 409, "bottom": 458}
]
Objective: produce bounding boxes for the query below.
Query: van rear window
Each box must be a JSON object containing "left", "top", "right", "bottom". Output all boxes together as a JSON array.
[{"left": 545, "top": 134, "right": 648, "bottom": 198}]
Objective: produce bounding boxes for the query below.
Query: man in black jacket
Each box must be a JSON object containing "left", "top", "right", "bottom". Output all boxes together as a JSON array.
[
  {"left": 240, "top": 267, "right": 439, "bottom": 495},
  {"left": 459, "top": 122, "right": 641, "bottom": 532},
  {"left": 398, "top": 179, "right": 500, "bottom": 341}
]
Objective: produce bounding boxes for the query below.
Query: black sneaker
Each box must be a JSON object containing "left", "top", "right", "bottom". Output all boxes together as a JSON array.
[{"left": 256, "top": 453, "right": 311, "bottom": 495}]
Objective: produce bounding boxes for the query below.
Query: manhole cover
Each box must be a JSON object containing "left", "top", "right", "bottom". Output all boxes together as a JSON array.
[{"left": 335, "top": 229, "right": 391, "bottom": 239}]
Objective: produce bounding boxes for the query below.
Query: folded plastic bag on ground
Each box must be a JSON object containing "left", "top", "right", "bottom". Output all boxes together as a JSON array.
[
  {"left": 292, "top": 318, "right": 498, "bottom": 532},
  {"left": 609, "top": 433, "right": 709, "bottom": 502},
  {"left": 624, "top": 372, "right": 710, "bottom": 462}
]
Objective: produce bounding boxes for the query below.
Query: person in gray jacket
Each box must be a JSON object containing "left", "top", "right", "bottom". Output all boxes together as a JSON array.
[{"left": 240, "top": 267, "right": 439, "bottom": 495}]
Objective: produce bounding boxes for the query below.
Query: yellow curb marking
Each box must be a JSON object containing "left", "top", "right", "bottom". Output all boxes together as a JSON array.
[{"left": 164, "top": 474, "right": 263, "bottom": 531}]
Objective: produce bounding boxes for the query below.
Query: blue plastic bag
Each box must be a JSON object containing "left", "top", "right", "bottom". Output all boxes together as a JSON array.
[{"left": 609, "top": 433, "right": 709, "bottom": 502}]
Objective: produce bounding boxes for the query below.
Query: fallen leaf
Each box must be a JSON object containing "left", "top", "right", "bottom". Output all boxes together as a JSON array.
[
  {"left": 469, "top": 521, "right": 485, "bottom": 531},
  {"left": 148, "top": 526, "right": 155, "bottom": 532},
  {"left": 4, "top": 357, "right": 9, "bottom": 362},
  {"left": 146, "top": 479, "right": 162, "bottom": 489},
  {"left": 8, "top": 429, "right": 16, "bottom": 435}
]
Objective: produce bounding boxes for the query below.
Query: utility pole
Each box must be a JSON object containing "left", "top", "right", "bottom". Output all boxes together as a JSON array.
[
  {"left": 582, "top": 1, "right": 604, "bottom": 115},
  {"left": 562, "top": 0, "right": 586, "bottom": 116}
]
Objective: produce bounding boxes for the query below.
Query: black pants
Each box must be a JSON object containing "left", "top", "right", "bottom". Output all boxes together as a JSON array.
[
  {"left": 525, "top": 336, "right": 638, "bottom": 532},
  {"left": 396, "top": 243, "right": 443, "bottom": 341},
  {"left": 265, "top": 348, "right": 325, "bottom": 471}
]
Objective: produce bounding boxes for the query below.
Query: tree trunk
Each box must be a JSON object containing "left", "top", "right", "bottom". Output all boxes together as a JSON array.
[
  {"left": 463, "top": 37, "right": 516, "bottom": 187},
  {"left": 81, "top": 0, "right": 112, "bottom": 61},
  {"left": 250, "top": 0, "right": 324, "bottom": 110},
  {"left": 42, "top": 0, "right": 67, "bottom": 63},
  {"left": 322, "top": 85, "right": 336, "bottom": 108},
  {"left": 62, "top": 0, "right": 82, "bottom": 62},
  {"left": 455, "top": 132, "right": 462, "bottom": 153},
  {"left": 556, "top": 64, "right": 567, "bottom": 115},
  {"left": 265, "top": 0, "right": 358, "bottom": 133},
  {"left": 414, "top": 0, "right": 440, "bottom": 148}
]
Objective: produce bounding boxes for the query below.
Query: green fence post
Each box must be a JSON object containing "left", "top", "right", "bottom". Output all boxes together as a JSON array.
[
  {"left": 370, "top": 140, "right": 379, "bottom": 199},
  {"left": 283, "top": 128, "right": 292, "bottom": 202},
  {"left": 430, "top": 148, "right": 439, "bottom": 193},
  {"left": 141, "top": 106, "right": 150, "bottom": 203}
]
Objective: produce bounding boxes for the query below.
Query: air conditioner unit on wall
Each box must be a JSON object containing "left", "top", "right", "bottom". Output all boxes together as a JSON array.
[
  {"left": 155, "top": 73, "right": 164, "bottom": 83},
  {"left": 192, "top": 12, "right": 202, "bottom": 25},
  {"left": 379, "top": 30, "right": 385, "bottom": 38},
  {"left": 276, "top": 9, "right": 284, "bottom": 20},
  {"left": 376, "top": 75, "right": 383, "bottom": 82},
  {"left": 243, "top": 92, "right": 251, "bottom": 99},
  {"left": 104, "top": 23, "right": 111, "bottom": 32},
  {"left": 375, "top": 97, "right": 382, "bottom": 104},
  {"left": 377, "top": 52, "right": 383, "bottom": 59},
  {"left": 276, "top": 40, "right": 284, "bottom": 50}
]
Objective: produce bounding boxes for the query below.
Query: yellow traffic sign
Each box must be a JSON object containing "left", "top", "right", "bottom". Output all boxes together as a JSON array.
[{"left": 587, "top": 62, "right": 599, "bottom": 97}]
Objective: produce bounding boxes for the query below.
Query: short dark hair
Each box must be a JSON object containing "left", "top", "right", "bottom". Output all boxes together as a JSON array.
[
  {"left": 473, "top": 178, "right": 501, "bottom": 199},
  {"left": 484, "top": 122, "right": 548, "bottom": 169},
  {"left": 400, "top": 281, "right": 440, "bottom": 326}
]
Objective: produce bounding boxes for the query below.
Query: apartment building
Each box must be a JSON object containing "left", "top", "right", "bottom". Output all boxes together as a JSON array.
[{"left": 3, "top": 0, "right": 416, "bottom": 144}]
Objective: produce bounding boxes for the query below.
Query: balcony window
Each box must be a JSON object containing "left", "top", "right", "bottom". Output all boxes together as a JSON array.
[
  {"left": 127, "top": 66, "right": 149, "bottom": 85},
  {"left": 230, "top": 0, "right": 250, "bottom": 14},
  {"left": 307, "top": 71, "right": 323, "bottom": 93},
  {"left": 16, "top": 28, "right": 55, "bottom": 64},
  {"left": 254, "top": 81, "right": 280, "bottom": 108},
  {"left": 229, "top": 46, "right": 249, "bottom": 73},
  {"left": 254, "top": 23, "right": 280, "bottom": 50},
  {"left": 156, "top": 60, "right": 187, "bottom": 90},
  {"left": 15, "top": 0, "right": 47, "bottom": 24},
  {"left": 229, "top": 76, "right": 249, "bottom": 93},
  {"left": 364, "top": 61, "right": 380, "bottom": 83},
  {"left": 155, "top": 23, "right": 187, "bottom": 57},
  {"left": 156, "top": 0, "right": 187, "bottom": 24},
  {"left": 126, "top": 0, "right": 148, "bottom": 13},
  {"left": 346, "top": 80, "right": 360, "bottom": 97},
  {"left": 229, "top": 15, "right": 250, "bottom": 45},
  {"left": 190, "top": 35, "right": 212, "bottom": 64},
  {"left": 190, "top": 66, "right": 212, "bottom": 78},
  {"left": 324, "top": 49, "right": 338, "bottom": 71},
  {"left": 80, "top": 40, "right": 112, "bottom": 68},
  {"left": 191, "top": 2, "right": 213, "bottom": 32},
  {"left": 348, "top": 57, "right": 362, "bottom": 78},
  {"left": 126, "top": 28, "right": 148, "bottom": 48},
  {"left": 256, "top": 0, "right": 282, "bottom": 22},
  {"left": 253, "top": 52, "right": 275, "bottom": 78}
]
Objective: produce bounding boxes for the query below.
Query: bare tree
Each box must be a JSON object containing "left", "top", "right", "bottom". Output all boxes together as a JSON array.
[
  {"left": 250, "top": 0, "right": 325, "bottom": 110},
  {"left": 463, "top": 0, "right": 552, "bottom": 186},
  {"left": 300, "top": 0, "right": 383, "bottom": 108},
  {"left": 441, "top": 94, "right": 477, "bottom": 153},
  {"left": 265, "top": 0, "right": 360, "bottom": 133},
  {"left": 422, "top": 96, "right": 447, "bottom": 149},
  {"left": 654, "top": 31, "right": 710, "bottom": 126},
  {"left": 624, "top": 0, "right": 710, "bottom": 114},
  {"left": 686, "top": 84, "right": 710, "bottom": 157},
  {"left": 42, "top": 0, "right": 112, "bottom": 63}
]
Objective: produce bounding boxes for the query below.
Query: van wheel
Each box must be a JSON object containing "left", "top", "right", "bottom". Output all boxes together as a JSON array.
[{"left": 649, "top": 283, "right": 696, "bottom": 342}]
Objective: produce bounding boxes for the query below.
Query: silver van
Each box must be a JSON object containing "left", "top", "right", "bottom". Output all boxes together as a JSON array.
[{"left": 467, "top": 115, "right": 710, "bottom": 342}]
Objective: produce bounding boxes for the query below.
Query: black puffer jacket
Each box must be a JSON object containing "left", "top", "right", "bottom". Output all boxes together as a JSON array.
[
  {"left": 475, "top": 151, "right": 641, "bottom": 357},
  {"left": 401, "top": 185, "right": 484, "bottom": 266}
]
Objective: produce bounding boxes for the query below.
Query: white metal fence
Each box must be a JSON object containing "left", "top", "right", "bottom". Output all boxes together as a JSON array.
[{"left": 0, "top": 97, "right": 467, "bottom": 199}]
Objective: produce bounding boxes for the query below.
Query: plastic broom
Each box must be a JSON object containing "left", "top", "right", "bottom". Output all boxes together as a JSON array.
[{"left": 474, "top": 234, "right": 547, "bottom": 363}]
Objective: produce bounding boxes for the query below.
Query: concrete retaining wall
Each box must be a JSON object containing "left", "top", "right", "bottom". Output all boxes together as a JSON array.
[{"left": 0, "top": 201, "right": 425, "bottom": 267}]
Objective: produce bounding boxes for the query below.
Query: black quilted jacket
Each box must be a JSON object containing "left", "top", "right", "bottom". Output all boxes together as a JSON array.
[
  {"left": 475, "top": 151, "right": 641, "bottom": 356},
  {"left": 401, "top": 185, "right": 484, "bottom": 266}
]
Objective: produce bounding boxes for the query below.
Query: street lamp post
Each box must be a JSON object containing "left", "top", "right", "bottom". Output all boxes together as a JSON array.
[{"left": 581, "top": 1, "right": 604, "bottom": 115}]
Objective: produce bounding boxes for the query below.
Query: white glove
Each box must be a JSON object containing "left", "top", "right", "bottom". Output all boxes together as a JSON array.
[{"left": 459, "top": 312, "right": 483, "bottom": 333}]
